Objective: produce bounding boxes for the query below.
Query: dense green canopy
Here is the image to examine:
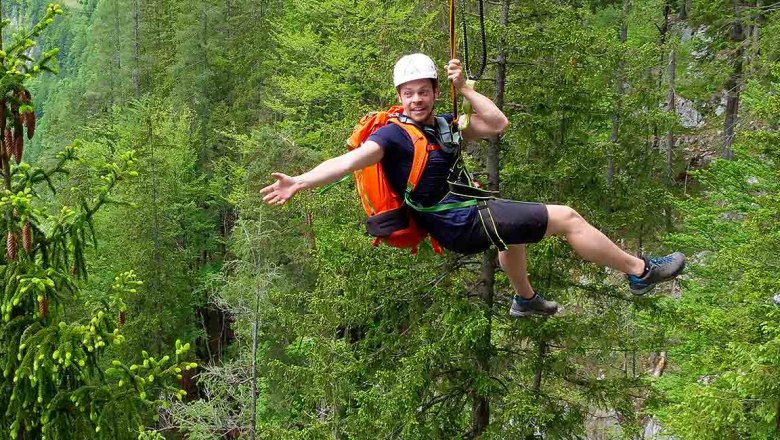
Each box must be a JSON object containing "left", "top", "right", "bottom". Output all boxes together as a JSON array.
[{"left": 0, "top": 0, "right": 778, "bottom": 438}]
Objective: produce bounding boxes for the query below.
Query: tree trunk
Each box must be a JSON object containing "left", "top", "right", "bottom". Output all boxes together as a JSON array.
[
  {"left": 145, "top": 113, "right": 164, "bottom": 354},
  {"left": 607, "top": 0, "right": 630, "bottom": 212},
  {"left": 132, "top": 0, "right": 140, "bottom": 98},
  {"left": 653, "top": 1, "right": 672, "bottom": 152},
  {"left": 533, "top": 340, "right": 545, "bottom": 393},
  {"left": 666, "top": 48, "right": 676, "bottom": 179},
  {"left": 722, "top": 6, "right": 745, "bottom": 160},
  {"left": 0, "top": 0, "right": 8, "bottom": 193},
  {"left": 664, "top": 47, "right": 676, "bottom": 231},
  {"left": 111, "top": 0, "right": 122, "bottom": 107},
  {"left": 775, "top": 396, "right": 780, "bottom": 432},
  {"left": 200, "top": 0, "right": 212, "bottom": 164},
  {"left": 526, "top": 339, "right": 546, "bottom": 440},
  {"left": 679, "top": 0, "right": 689, "bottom": 20},
  {"left": 471, "top": 0, "right": 509, "bottom": 436},
  {"left": 250, "top": 318, "right": 258, "bottom": 440}
]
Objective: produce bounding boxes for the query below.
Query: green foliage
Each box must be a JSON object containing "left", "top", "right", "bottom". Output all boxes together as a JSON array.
[
  {"left": 653, "top": 62, "right": 780, "bottom": 439},
  {"left": 12, "top": 0, "right": 780, "bottom": 438},
  {"left": 0, "top": 6, "right": 194, "bottom": 439},
  {"left": 70, "top": 99, "right": 205, "bottom": 359},
  {"left": 0, "top": 142, "right": 193, "bottom": 438}
]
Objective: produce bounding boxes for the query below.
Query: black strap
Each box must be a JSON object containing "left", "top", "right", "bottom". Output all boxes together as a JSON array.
[{"left": 460, "top": 0, "right": 487, "bottom": 81}]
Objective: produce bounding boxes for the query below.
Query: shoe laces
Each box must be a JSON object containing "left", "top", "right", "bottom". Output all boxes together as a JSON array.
[{"left": 649, "top": 254, "right": 674, "bottom": 266}]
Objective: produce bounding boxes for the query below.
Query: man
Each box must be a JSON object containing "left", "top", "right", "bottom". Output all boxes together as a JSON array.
[{"left": 261, "top": 53, "right": 685, "bottom": 317}]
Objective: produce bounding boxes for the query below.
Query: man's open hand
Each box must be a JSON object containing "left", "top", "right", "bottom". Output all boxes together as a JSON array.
[{"left": 260, "top": 173, "right": 302, "bottom": 206}]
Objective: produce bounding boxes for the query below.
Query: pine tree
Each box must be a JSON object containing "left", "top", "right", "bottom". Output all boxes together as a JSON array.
[{"left": 0, "top": 5, "right": 193, "bottom": 438}]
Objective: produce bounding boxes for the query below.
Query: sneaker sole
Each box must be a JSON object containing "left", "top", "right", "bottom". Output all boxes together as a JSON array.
[
  {"left": 629, "top": 284, "right": 656, "bottom": 296},
  {"left": 509, "top": 309, "right": 557, "bottom": 318}
]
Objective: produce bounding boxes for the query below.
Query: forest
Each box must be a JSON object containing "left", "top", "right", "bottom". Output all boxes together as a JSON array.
[{"left": 0, "top": 0, "right": 778, "bottom": 438}]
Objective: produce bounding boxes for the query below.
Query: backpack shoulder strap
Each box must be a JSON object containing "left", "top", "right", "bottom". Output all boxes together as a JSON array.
[
  {"left": 388, "top": 118, "right": 430, "bottom": 193},
  {"left": 347, "top": 106, "right": 405, "bottom": 150}
]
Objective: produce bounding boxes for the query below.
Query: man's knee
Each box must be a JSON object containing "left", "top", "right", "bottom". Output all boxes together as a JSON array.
[{"left": 546, "top": 205, "right": 583, "bottom": 235}]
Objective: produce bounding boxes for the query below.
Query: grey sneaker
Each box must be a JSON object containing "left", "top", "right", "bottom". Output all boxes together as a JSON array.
[
  {"left": 627, "top": 252, "right": 686, "bottom": 296},
  {"left": 510, "top": 293, "right": 559, "bottom": 318}
]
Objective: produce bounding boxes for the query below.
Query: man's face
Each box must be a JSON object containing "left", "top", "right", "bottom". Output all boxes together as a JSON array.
[{"left": 397, "top": 79, "right": 439, "bottom": 125}]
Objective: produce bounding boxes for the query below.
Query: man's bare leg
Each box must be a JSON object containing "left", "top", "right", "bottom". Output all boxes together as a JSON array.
[
  {"left": 544, "top": 205, "right": 645, "bottom": 276},
  {"left": 501, "top": 244, "right": 560, "bottom": 317},
  {"left": 498, "top": 245, "right": 535, "bottom": 299}
]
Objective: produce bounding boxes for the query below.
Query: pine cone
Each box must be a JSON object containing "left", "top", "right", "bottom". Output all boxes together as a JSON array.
[
  {"left": 6, "top": 232, "right": 17, "bottom": 260},
  {"left": 119, "top": 311, "right": 126, "bottom": 326},
  {"left": 13, "top": 136, "right": 22, "bottom": 164},
  {"left": 38, "top": 297, "right": 48, "bottom": 318},
  {"left": 21, "top": 223, "right": 31, "bottom": 253},
  {"left": 3, "top": 129, "right": 11, "bottom": 158},
  {"left": 26, "top": 112, "right": 35, "bottom": 140}
]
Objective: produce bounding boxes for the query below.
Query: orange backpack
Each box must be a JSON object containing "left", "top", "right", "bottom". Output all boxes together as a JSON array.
[{"left": 347, "top": 106, "right": 441, "bottom": 253}]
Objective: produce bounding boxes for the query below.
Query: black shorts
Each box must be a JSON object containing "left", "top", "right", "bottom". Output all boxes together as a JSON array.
[{"left": 443, "top": 199, "right": 548, "bottom": 254}]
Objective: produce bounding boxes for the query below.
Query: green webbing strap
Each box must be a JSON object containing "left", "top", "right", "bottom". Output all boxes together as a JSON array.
[
  {"left": 318, "top": 174, "right": 351, "bottom": 195},
  {"left": 404, "top": 188, "right": 478, "bottom": 213}
]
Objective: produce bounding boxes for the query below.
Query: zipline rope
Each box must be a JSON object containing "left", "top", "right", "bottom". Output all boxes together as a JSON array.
[{"left": 449, "top": 0, "right": 458, "bottom": 121}]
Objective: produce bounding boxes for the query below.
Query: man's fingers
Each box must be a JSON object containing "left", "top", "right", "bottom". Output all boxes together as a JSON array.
[
  {"left": 262, "top": 173, "right": 295, "bottom": 206},
  {"left": 266, "top": 194, "right": 280, "bottom": 205},
  {"left": 271, "top": 194, "right": 286, "bottom": 205},
  {"left": 263, "top": 192, "right": 278, "bottom": 203}
]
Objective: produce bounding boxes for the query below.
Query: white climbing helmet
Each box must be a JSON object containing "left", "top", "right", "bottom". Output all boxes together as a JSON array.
[{"left": 393, "top": 53, "right": 438, "bottom": 88}]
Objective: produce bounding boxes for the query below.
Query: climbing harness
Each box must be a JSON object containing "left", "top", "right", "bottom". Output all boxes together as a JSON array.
[{"left": 441, "top": 0, "right": 507, "bottom": 250}]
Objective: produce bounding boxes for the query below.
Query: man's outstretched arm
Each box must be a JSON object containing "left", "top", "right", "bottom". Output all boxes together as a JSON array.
[{"left": 261, "top": 141, "right": 384, "bottom": 205}]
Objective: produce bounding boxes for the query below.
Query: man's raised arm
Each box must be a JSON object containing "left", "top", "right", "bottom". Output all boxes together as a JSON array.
[{"left": 445, "top": 59, "right": 509, "bottom": 140}]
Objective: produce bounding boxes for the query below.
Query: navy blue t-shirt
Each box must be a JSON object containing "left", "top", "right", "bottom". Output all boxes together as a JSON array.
[
  {"left": 367, "top": 114, "right": 455, "bottom": 206},
  {"left": 366, "top": 114, "right": 476, "bottom": 247}
]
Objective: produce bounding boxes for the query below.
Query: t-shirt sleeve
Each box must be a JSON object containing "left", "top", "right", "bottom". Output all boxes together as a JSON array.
[{"left": 367, "top": 124, "right": 408, "bottom": 151}]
